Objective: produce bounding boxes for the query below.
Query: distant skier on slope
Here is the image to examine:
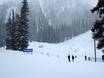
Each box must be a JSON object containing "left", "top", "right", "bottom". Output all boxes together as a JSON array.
[
  {"left": 68, "top": 55, "right": 71, "bottom": 62},
  {"left": 85, "top": 55, "right": 87, "bottom": 61},
  {"left": 72, "top": 55, "right": 74, "bottom": 62}
]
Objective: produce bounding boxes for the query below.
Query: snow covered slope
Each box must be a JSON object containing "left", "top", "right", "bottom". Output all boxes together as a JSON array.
[
  {"left": 28, "top": 30, "right": 102, "bottom": 62},
  {"left": 0, "top": 31, "right": 104, "bottom": 78}
]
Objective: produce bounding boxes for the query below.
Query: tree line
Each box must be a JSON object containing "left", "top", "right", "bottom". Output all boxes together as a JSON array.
[
  {"left": 0, "top": 0, "right": 99, "bottom": 52},
  {"left": 0, "top": 0, "right": 93, "bottom": 50}
]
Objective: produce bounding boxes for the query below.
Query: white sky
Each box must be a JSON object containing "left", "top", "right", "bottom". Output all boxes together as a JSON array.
[
  {"left": 0, "top": 0, "right": 18, "bottom": 4},
  {"left": 0, "top": 0, "right": 97, "bottom": 6}
]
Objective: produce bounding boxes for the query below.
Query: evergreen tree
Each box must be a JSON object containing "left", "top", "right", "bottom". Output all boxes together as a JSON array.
[
  {"left": 6, "top": 10, "right": 17, "bottom": 50},
  {"left": 6, "top": 14, "right": 13, "bottom": 49},
  {"left": 6, "top": 0, "right": 29, "bottom": 51},
  {"left": 91, "top": 0, "right": 104, "bottom": 50},
  {"left": 11, "top": 10, "right": 18, "bottom": 50},
  {"left": 18, "top": 0, "right": 29, "bottom": 50},
  {"left": 12, "top": 14, "right": 21, "bottom": 50}
]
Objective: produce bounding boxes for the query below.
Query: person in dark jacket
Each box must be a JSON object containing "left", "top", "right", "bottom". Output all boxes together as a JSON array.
[
  {"left": 72, "top": 55, "right": 74, "bottom": 62},
  {"left": 85, "top": 55, "right": 87, "bottom": 61},
  {"left": 68, "top": 55, "right": 71, "bottom": 62}
]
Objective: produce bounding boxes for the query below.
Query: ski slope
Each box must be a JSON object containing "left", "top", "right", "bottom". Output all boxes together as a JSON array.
[
  {"left": 28, "top": 30, "right": 102, "bottom": 62},
  {"left": 0, "top": 31, "right": 104, "bottom": 78}
]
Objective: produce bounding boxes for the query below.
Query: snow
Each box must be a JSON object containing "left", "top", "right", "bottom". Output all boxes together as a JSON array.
[
  {"left": 28, "top": 31, "right": 102, "bottom": 62},
  {"left": 0, "top": 31, "right": 104, "bottom": 78}
]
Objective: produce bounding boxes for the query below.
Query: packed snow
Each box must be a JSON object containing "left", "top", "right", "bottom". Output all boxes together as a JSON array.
[{"left": 0, "top": 31, "right": 104, "bottom": 78}]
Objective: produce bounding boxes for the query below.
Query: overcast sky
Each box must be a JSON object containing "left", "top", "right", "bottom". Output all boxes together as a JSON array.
[
  {"left": 0, "top": 0, "right": 97, "bottom": 7},
  {"left": 0, "top": 0, "right": 21, "bottom": 4}
]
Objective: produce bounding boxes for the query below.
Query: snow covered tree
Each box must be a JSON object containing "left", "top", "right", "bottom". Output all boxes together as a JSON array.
[
  {"left": 6, "top": 14, "right": 13, "bottom": 49},
  {"left": 6, "top": 0, "right": 29, "bottom": 51},
  {"left": 11, "top": 10, "right": 19, "bottom": 50},
  {"left": 6, "top": 10, "right": 17, "bottom": 50},
  {"left": 12, "top": 14, "right": 21, "bottom": 50},
  {"left": 18, "top": 0, "right": 29, "bottom": 50},
  {"left": 91, "top": 0, "right": 104, "bottom": 50}
]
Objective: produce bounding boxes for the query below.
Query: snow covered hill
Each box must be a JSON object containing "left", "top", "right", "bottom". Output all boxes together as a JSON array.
[
  {"left": 28, "top": 30, "right": 102, "bottom": 62},
  {"left": 0, "top": 31, "right": 104, "bottom": 78}
]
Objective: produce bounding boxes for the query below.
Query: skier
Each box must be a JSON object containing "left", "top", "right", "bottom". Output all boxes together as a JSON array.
[
  {"left": 68, "top": 55, "right": 71, "bottom": 62},
  {"left": 72, "top": 55, "right": 74, "bottom": 62},
  {"left": 88, "top": 57, "right": 91, "bottom": 61},
  {"left": 85, "top": 55, "right": 87, "bottom": 61}
]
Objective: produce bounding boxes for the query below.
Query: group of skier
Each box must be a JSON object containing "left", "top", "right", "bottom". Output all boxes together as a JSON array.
[
  {"left": 68, "top": 55, "right": 75, "bottom": 62},
  {"left": 68, "top": 54, "right": 91, "bottom": 62}
]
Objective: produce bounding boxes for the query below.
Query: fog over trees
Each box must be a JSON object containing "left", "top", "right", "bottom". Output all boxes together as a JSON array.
[{"left": 0, "top": 0, "right": 97, "bottom": 47}]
